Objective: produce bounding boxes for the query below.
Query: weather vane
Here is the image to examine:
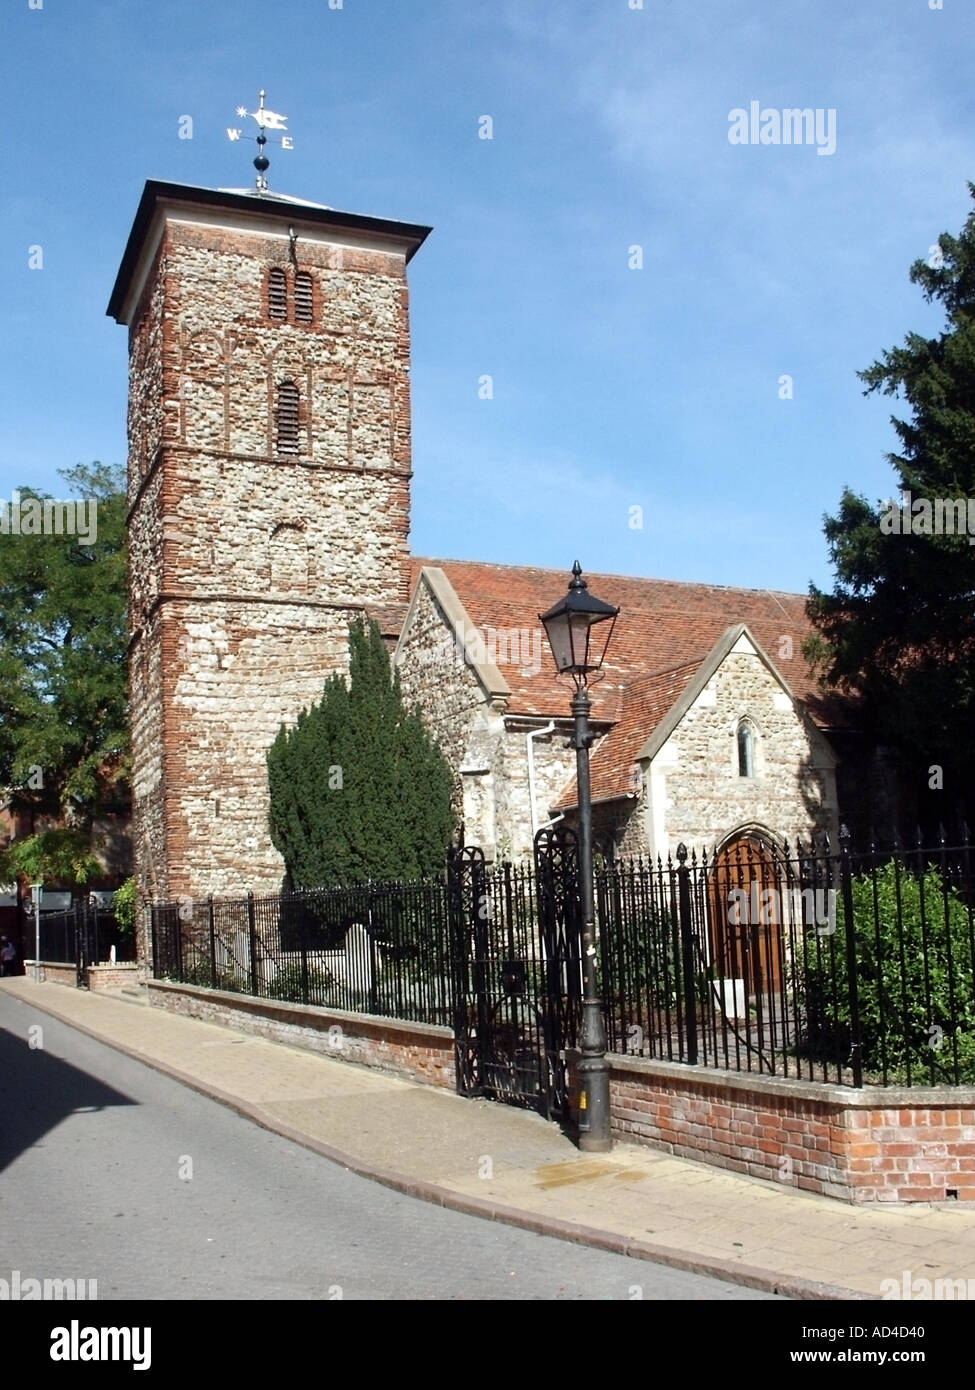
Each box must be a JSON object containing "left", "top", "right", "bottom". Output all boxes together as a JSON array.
[{"left": 227, "top": 90, "right": 294, "bottom": 192}]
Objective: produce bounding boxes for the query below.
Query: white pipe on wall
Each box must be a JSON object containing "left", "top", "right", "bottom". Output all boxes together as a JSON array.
[{"left": 526, "top": 722, "right": 556, "bottom": 843}]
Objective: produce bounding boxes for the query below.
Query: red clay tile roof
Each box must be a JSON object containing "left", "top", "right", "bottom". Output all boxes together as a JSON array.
[
  {"left": 556, "top": 660, "right": 702, "bottom": 809},
  {"left": 409, "top": 556, "right": 839, "bottom": 726}
]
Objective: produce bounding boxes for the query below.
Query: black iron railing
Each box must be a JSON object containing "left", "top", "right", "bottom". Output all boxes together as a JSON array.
[
  {"left": 33, "top": 904, "right": 135, "bottom": 977},
  {"left": 596, "top": 829, "right": 975, "bottom": 1088},
  {"left": 151, "top": 881, "right": 457, "bottom": 1027},
  {"left": 149, "top": 827, "right": 975, "bottom": 1089}
]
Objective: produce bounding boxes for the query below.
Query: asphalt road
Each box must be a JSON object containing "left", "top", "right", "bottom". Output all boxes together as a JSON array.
[{"left": 0, "top": 992, "right": 778, "bottom": 1301}]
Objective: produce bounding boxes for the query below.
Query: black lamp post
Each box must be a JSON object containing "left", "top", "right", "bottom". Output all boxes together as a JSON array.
[{"left": 539, "top": 561, "right": 619, "bottom": 1152}]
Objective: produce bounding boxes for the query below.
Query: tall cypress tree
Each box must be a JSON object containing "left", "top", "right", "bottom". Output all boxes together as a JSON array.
[{"left": 267, "top": 616, "right": 454, "bottom": 887}]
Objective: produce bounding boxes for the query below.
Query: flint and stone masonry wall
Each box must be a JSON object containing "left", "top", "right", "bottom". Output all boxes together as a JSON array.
[
  {"left": 645, "top": 639, "right": 839, "bottom": 859},
  {"left": 393, "top": 578, "right": 495, "bottom": 828},
  {"left": 126, "top": 211, "right": 416, "bottom": 928},
  {"left": 395, "top": 580, "right": 577, "bottom": 860},
  {"left": 494, "top": 725, "right": 577, "bottom": 860},
  {"left": 399, "top": 621, "right": 839, "bottom": 864}
]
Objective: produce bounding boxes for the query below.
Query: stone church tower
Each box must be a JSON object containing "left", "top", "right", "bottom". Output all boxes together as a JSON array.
[{"left": 108, "top": 179, "right": 430, "bottom": 914}]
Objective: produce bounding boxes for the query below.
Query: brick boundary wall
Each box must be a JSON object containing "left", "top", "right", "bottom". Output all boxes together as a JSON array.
[
  {"left": 24, "top": 962, "right": 140, "bottom": 990},
  {"left": 23, "top": 962, "right": 77, "bottom": 987},
  {"left": 87, "top": 965, "right": 140, "bottom": 992},
  {"left": 609, "top": 1055, "right": 975, "bottom": 1204},
  {"left": 148, "top": 980, "right": 455, "bottom": 1089},
  {"left": 145, "top": 983, "right": 974, "bottom": 1203}
]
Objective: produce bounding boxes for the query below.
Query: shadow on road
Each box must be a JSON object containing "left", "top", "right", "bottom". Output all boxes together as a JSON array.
[{"left": 0, "top": 1016, "right": 136, "bottom": 1173}]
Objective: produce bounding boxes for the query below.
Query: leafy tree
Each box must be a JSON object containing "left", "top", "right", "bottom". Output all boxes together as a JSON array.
[
  {"left": 113, "top": 876, "right": 136, "bottom": 934},
  {"left": 806, "top": 188, "right": 975, "bottom": 822},
  {"left": 0, "top": 463, "right": 128, "bottom": 886},
  {"left": 267, "top": 616, "right": 454, "bottom": 888},
  {"left": 0, "top": 828, "right": 102, "bottom": 887}
]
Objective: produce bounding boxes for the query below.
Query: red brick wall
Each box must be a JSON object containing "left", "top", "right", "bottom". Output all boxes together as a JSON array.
[
  {"left": 25, "top": 963, "right": 140, "bottom": 990},
  {"left": 843, "top": 1105, "right": 975, "bottom": 1203},
  {"left": 87, "top": 965, "right": 140, "bottom": 992},
  {"left": 148, "top": 980, "right": 455, "bottom": 1089},
  {"left": 610, "top": 1055, "right": 975, "bottom": 1203},
  {"left": 146, "top": 984, "right": 975, "bottom": 1201},
  {"left": 27, "top": 963, "right": 77, "bottom": 987}
]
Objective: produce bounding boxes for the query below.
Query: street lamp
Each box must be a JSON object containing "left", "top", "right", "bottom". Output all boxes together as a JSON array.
[{"left": 539, "top": 561, "right": 619, "bottom": 1152}]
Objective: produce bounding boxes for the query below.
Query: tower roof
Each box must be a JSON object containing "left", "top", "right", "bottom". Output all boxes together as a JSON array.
[{"left": 107, "top": 179, "right": 432, "bottom": 325}]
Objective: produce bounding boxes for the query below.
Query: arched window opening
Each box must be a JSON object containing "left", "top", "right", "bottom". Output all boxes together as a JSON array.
[
  {"left": 268, "top": 267, "right": 288, "bottom": 320},
  {"left": 294, "top": 271, "right": 314, "bottom": 323},
  {"left": 269, "top": 522, "right": 309, "bottom": 595},
  {"left": 737, "top": 722, "right": 755, "bottom": 778},
  {"left": 275, "top": 380, "right": 300, "bottom": 456}
]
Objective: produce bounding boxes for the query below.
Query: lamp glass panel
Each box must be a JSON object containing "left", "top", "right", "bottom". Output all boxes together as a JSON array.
[{"left": 543, "top": 612, "right": 575, "bottom": 671}]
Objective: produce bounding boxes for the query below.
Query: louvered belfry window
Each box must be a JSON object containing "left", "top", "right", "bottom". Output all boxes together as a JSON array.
[
  {"left": 268, "top": 267, "right": 288, "bottom": 320},
  {"left": 268, "top": 267, "right": 315, "bottom": 324},
  {"left": 294, "top": 271, "right": 314, "bottom": 323},
  {"left": 276, "top": 381, "right": 300, "bottom": 455}
]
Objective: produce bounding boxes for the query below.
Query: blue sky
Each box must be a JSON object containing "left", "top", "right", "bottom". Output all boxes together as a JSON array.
[{"left": 2, "top": 0, "right": 973, "bottom": 595}]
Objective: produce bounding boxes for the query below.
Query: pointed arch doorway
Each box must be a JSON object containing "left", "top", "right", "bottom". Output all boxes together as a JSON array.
[{"left": 708, "top": 830, "right": 787, "bottom": 998}]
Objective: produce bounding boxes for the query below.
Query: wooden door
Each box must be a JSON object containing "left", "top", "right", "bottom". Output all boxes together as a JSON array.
[{"left": 709, "top": 835, "right": 785, "bottom": 996}]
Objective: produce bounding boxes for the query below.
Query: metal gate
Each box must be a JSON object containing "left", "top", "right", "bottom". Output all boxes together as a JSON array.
[
  {"left": 448, "top": 830, "right": 582, "bottom": 1118},
  {"left": 31, "top": 903, "right": 132, "bottom": 986}
]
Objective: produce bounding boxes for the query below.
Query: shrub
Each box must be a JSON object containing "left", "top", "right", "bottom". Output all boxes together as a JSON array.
[
  {"left": 169, "top": 958, "right": 217, "bottom": 988},
  {"left": 796, "top": 861, "right": 975, "bottom": 1083},
  {"left": 263, "top": 959, "right": 336, "bottom": 1005},
  {"left": 113, "top": 877, "right": 136, "bottom": 935}
]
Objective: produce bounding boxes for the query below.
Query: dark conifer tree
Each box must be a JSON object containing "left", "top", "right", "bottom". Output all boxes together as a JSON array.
[
  {"left": 267, "top": 616, "right": 454, "bottom": 886},
  {"left": 806, "top": 186, "right": 975, "bottom": 828}
]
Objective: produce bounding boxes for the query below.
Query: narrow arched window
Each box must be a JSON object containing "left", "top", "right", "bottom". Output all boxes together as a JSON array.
[
  {"left": 268, "top": 267, "right": 287, "bottom": 320},
  {"left": 294, "top": 271, "right": 314, "bottom": 323},
  {"left": 275, "top": 381, "right": 300, "bottom": 455},
  {"left": 737, "top": 722, "right": 754, "bottom": 778}
]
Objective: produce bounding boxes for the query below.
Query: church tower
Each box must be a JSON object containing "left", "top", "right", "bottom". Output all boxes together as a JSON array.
[{"left": 108, "top": 173, "right": 430, "bottom": 920}]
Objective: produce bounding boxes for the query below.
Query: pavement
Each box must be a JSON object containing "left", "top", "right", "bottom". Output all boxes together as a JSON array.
[{"left": 4, "top": 976, "right": 975, "bottom": 1302}]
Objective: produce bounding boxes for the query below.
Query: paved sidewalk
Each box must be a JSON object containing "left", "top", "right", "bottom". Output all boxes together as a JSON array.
[{"left": 4, "top": 977, "right": 974, "bottom": 1301}]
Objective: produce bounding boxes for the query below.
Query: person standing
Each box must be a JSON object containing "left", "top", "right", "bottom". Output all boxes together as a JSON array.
[{"left": 0, "top": 937, "right": 17, "bottom": 976}]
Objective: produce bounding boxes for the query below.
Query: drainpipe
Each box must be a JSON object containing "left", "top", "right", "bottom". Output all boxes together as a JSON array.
[{"left": 527, "top": 722, "right": 556, "bottom": 842}]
